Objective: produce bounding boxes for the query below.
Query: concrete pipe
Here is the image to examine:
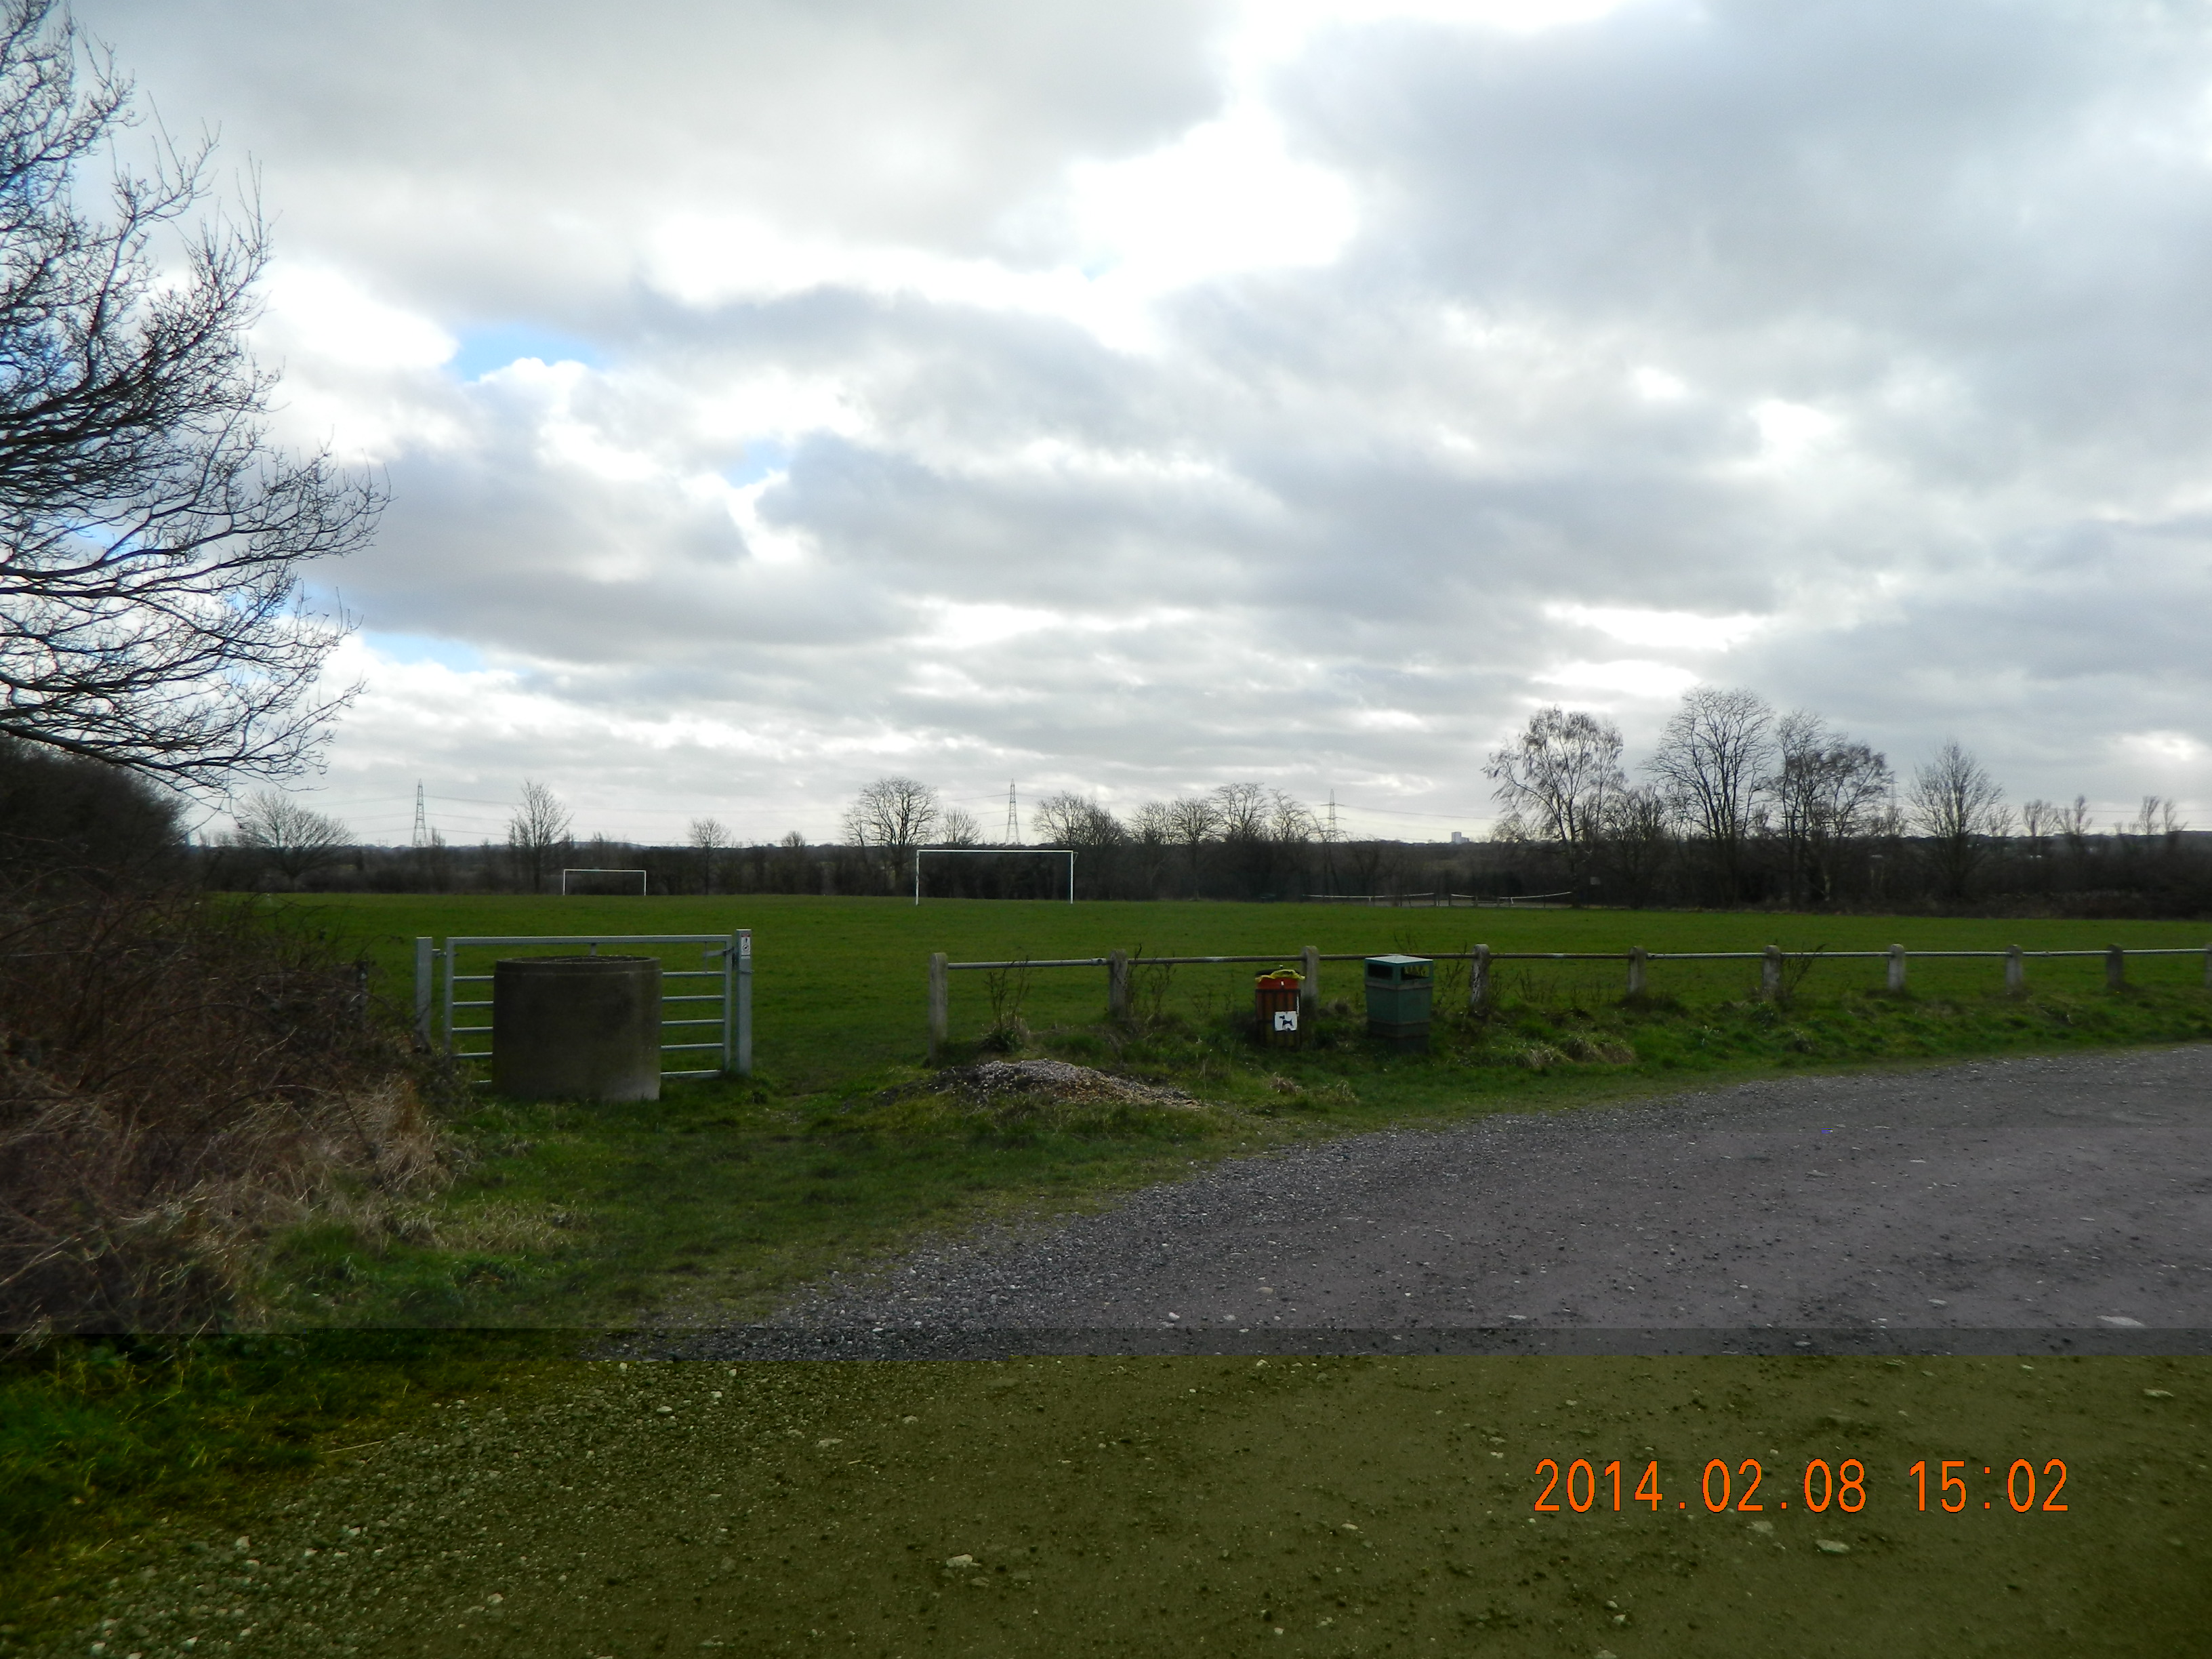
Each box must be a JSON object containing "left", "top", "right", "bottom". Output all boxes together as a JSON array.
[{"left": 492, "top": 955, "right": 662, "bottom": 1102}]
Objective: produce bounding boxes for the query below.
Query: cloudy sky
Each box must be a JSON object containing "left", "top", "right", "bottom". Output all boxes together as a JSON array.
[{"left": 79, "top": 0, "right": 2212, "bottom": 846}]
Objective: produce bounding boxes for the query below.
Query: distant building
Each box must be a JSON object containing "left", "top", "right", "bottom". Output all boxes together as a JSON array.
[{"left": 1449, "top": 830, "right": 1467, "bottom": 844}]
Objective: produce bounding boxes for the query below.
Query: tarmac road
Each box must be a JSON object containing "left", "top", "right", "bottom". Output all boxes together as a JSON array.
[{"left": 657, "top": 1045, "right": 2212, "bottom": 1360}]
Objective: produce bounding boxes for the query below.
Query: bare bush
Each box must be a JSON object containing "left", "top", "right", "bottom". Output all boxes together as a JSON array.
[{"left": 0, "top": 884, "right": 444, "bottom": 1332}]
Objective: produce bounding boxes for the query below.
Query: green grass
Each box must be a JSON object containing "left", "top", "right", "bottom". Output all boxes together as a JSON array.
[
  {"left": 220, "top": 893, "right": 2212, "bottom": 1334},
  {"left": 181, "top": 892, "right": 2212, "bottom": 1335},
  {"left": 281, "top": 892, "right": 2212, "bottom": 1088},
  {"left": 12, "top": 893, "right": 2212, "bottom": 1639},
  {"left": 0, "top": 1331, "right": 565, "bottom": 1642},
  {"left": 35, "top": 1353, "right": 2212, "bottom": 1658}
]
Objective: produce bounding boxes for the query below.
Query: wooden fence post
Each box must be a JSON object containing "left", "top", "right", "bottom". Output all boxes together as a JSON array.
[
  {"left": 2005, "top": 945, "right": 2025, "bottom": 994},
  {"left": 1761, "top": 945, "right": 1782, "bottom": 998},
  {"left": 1300, "top": 945, "right": 1319, "bottom": 1022},
  {"left": 1469, "top": 944, "right": 1491, "bottom": 1012},
  {"left": 1626, "top": 945, "right": 1647, "bottom": 998},
  {"left": 1887, "top": 944, "right": 1907, "bottom": 993},
  {"left": 928, "top": 951, "right": 949, "bottom": 1061},
  {"left": 2106, "top": 945, "right": 2125, "bottom": 991},
  {"left": 1107, "top": 949, "right": 1129, "bottom": 1021}
]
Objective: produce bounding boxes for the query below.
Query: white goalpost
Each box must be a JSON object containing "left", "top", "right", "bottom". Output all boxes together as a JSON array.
[
  {"left": 913, "top": 846, "right": 1076, "bottom": 905},
  {"left": 560, "top": 867, "right": 649, "bottom": 896}
]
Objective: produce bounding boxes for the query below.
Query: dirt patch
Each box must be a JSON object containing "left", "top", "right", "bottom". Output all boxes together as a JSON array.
[{"left": 921, "top": 1059, "right": 1197, "bottom": 1109}]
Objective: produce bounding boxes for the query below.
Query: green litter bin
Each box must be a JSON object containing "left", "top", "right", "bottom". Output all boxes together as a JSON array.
[{"left": 1364, "top": 954, "right": 1432, "bottom": 1050}]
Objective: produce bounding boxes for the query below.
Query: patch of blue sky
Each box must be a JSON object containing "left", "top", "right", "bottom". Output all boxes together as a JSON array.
[
  {"left": 724, "top": 440, "right": 792, "bottom": 488},
  {"left": 365, "top": 631, "right": 489, "bottom": 673},
  {"left": 448, "top": 323, "right": 605, "bottom": 382}
]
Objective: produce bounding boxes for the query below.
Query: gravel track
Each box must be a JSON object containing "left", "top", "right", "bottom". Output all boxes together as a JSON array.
[{"left": 643, "top": 1046, "right": 2212, "bottom": 1361}]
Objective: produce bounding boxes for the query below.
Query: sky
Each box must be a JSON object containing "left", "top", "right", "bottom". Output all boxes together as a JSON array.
[{"left": 75, "top": 0, "right": 2212, "bottom": 846}]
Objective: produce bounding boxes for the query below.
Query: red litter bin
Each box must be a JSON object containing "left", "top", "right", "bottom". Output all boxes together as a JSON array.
[{"left": 1254, "top": 968, "right": 1303, "bottom": 1047}]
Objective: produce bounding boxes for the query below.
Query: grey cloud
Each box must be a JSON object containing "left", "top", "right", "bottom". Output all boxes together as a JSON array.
[
  {"left": 80, "top": 0, "right": 1236, "bottom": 308},
  {"left": 63, "top": 1, "right": 2212, "bottom": 832}
]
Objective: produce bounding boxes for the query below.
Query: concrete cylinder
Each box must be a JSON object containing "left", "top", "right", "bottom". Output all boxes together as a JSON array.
[{"left": 492, "top": 956, "right": 661, "bottom": 1102}]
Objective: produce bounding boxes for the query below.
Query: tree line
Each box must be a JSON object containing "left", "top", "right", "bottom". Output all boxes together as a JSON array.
[
  {"left": 168, "top": 686, "right": 2209, "bottom": 914},
  {"left": 1483, "top": 687, "right": 2199, "bottom": 911}
]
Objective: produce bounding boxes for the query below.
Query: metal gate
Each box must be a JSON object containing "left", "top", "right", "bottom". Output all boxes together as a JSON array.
[{"left": 413, "top": 931, "right": 752, "bottom": 1080}]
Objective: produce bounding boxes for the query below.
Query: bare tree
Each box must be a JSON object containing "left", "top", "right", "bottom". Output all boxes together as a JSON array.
[
  {"left": 1597, "top": 783, "right": 1672, "bottom": 907},
  {"left": 1906, "top": 741, "right": 2007, "bottom": 901},
  {"left": 1208, "top": 782, "right": 1310, "bottom": 895},
  {"left": 1127, "top": 800, "right": 1175, "bottom": 895},
  {"left": 1164, "top": 796, "right": 1218, "bottom": 894},
  {"left": 506, "top": 779, "right": 572, "bottom": 893},
  {"left": 0, "top": 1, "right": 380, "bottom": 781},
  {"left": 2056, "top": 794, "right": 2094, "bottom": 861},
  {"left": 687, "top": 815, "right": 730, "bottom": 895},
  {"left": 1767, "top": 712, "right": 1892, "bottom": 905},
  {"left": 1209, "top": 781, "right": 1269, "bottom": 844},
  {"left": 1031, "top": 792, "right": 1124, "bottom": 850},
  {"left": 2132, "top": 795, "right": 2184, "bottom": 841},
  {"left": 1267, "top": 790, "right": 1317, "bottom": 846},
  {"left": 936, "top": 806, "right": 982, "bottom": 847},
  {"left": 775, "top": 828, "right": 809, "bottom": 893},
  {"left": 1648, "top": 687, "right": 1775, "bottom": 900},
  {"left": 226, "top": 790, "right": 348, "bottom": 881},
  {"left": 842, "top": 777, "right": 939, "bottom": 854},
  {"left": 1484, "top": 706, "right": 1624, "bottom": 895}
]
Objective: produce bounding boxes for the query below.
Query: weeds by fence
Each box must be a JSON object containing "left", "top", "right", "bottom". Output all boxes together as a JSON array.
[{"left": 924, "top": 939, "right": 2212, "bottom": 1055}]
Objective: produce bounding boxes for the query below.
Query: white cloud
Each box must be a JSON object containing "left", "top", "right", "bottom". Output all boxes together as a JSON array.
[
  {"left": 2116, "top": 731, "right": 2208, "bottom": 768},
  {"left": 1547, "top": 605, "right": 1769, "bottom": 652},
  {"left": 1065, "top": 108, "right": 1357, "bottom": 294},
  {"left": 62, "top": 0, "right": 2212, "bottom": 836},
  {"left": 1748, "top": 399, "right": 1840, "bottom": 466},
  {"left": 1533, "top": 659, "right": 1701, "bottom": 699},
  {"left": 258, "top": 266, "right": 455, "bottom": 372}
]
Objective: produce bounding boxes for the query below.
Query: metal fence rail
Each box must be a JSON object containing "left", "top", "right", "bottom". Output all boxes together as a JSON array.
[
  {"left": 415, "top": 932, "right": 752, "bottom": 1082},
  {"left": 1304, "top": 891, "right": 1577, "bottom": 907},
  {"left": 924, "top": 939, "right": 2212, "bottom": 1057}
]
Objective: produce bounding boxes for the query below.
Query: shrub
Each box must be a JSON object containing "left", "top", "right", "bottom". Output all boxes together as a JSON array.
[{"left": 0, "top": 883, "right": 445, "bottom": 1332}]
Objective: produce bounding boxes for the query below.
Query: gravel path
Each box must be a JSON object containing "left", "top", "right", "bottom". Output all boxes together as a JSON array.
[{"left": 644, "top": 1046, "right": 2212, "bottom": 1360}]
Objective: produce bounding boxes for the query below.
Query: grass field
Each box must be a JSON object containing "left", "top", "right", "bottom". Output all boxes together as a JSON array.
[
  {"left": 294, "top": 893, "right": 2212, "bottom": 1088},
  {"left": 9, "top": 894, "right": 2212, "bottom": 1643}
]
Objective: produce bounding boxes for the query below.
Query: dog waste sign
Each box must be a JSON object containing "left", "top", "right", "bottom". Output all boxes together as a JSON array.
[{"left": 1255, "top": 967, "right": 1303, "bottom": 1048}]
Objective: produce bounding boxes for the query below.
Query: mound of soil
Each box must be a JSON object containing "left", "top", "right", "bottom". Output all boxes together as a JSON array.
[{"left": 924, "top": 1059, "right": 1196, "bottom": 1108}]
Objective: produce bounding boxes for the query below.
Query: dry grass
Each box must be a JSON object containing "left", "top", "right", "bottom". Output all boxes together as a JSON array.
[{"left": 0, "top": 884, "right": 450, "bottom": 1333}]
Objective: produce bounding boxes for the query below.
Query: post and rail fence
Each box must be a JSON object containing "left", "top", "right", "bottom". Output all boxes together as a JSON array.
[
  {"left": 923, "top": 940, "right": 2212, "bottom": 1059},
  {"left": 416, "top": 931, "right": 753, "bottom": 1081},
  {"left": 1303, "top": 890, "right": 1577, "bottom": 907}
]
